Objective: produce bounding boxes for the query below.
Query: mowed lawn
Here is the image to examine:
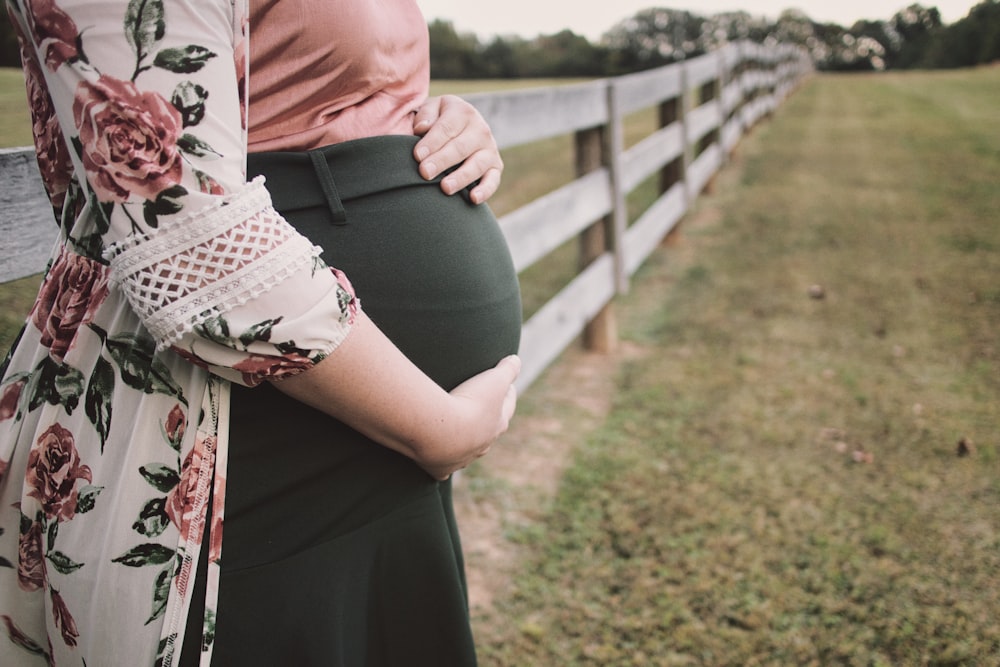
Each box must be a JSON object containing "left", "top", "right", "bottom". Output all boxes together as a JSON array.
[{"left": 462, "top": 67, "right": 1000, "bottom": 666}]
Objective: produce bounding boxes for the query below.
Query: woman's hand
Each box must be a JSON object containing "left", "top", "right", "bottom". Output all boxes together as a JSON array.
[
  {"left": 419, "top": 355, "right": 521, "bottom": 480},
  {"left": 271, "top": 313, "right": 520, "bottom": 480},
  {"left": 413, "top": 95, "right": 504, "bottom": 204}
]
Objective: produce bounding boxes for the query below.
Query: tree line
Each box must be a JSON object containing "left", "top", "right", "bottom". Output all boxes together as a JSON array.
[
  {"left": 428, "top": 1, "right": 1000, "bottom": 77},
  {"left": 1, "top": 2, "right": 997, "bottom": 75}
]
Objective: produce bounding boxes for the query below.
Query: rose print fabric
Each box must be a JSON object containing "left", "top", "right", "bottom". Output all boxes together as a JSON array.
[{"left": 0, "top": 1, "right": 360, "bottom": 665}]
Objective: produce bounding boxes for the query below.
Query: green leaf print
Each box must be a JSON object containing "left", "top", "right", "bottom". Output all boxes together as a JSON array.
[
  {"left": 140, "top": 464, "right": 181, "bottom": 493},
  {"left": 194, "top": 314, "right": 233, "bottom": 347},
  {"left": 75, "top": 485, "right": 105, "bottom": 515},
  {"left": 47, "top": 521, "right": 57, "bottom": 552},
  {"left": 154, "top": 633, "right": 177, "bottom": 667},
  {"left": 238, "top": 317, "right": 282, "bottom": 348},
  {"left": 124, "top": 0, "right": 165, "bottom": 56},
  {"left": 105, "top": 332, "right": 186, "bottom": 404},
  {"left": 202, "top": 608, "right": 217, "bottom": 649},
  {"left": 132, "top": 497, "right": 170, "bottom": 537},
  {"left": 47, "top": 550, "right": 85, "bottom": 575},
  {"left": 85, "top": 355, "right": 115, "bottom": 451},
  {"left": 153, "top": 45, "right": 217, "bottom": 73},
  {"left": 172, "top": 81, "right": 209, "bottom": 127},
  {"left": 25, "top": 356, "right": 85, "bottom": 416},
  {"left": 177, "top": 134, "right": 221, "bottom": 159},
  {"left": 112, "top": 543, "right": 175, "bottom": 567},
  {"left": 146, "top": 562, "right": 173, "bottom": 624},
  {"left": 73, "top": 232, "right": 108, "bottom": 265},
  {"left": 142, "top": 185, "right": 187, "bottom": 227}
]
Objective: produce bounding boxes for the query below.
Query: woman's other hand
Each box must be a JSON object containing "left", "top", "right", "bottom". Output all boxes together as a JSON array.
[
  {"left": 413, "top": 95, "right": 503, "bottom": 204},
  {"left": 272, "top": 313, "right": 520, "bottom": 481},
  {"left": 422, "top": 354, "right": 521, "bottom": 480}
]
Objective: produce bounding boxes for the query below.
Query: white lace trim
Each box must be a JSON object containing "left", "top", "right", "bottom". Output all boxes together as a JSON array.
[{"left": 106, "top": 177, "right": 323, "bottom": 350}]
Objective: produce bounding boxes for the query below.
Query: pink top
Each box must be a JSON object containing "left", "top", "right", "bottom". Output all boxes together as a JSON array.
[{"left": 248, "top": 0, "right": 430, "bottom": 152}]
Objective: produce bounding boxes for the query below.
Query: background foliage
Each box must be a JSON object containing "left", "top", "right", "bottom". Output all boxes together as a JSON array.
[{"left": 425, "top": 2, "right": 1000, "bottom": 77}]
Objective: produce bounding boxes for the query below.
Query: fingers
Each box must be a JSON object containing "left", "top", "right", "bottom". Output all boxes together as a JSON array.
[
  {"left": 492, "top": 355, "right": 520, "bottom": 433},
  {"left": 412, "top": 95, "right": 503, "bottom": 203}
]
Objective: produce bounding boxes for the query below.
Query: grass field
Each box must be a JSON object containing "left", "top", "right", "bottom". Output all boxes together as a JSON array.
[
  {"left": 462, "top": 66, "right": 1000, "bottom": 666},
  {"left": 2, "top": 66, "right": 998, "bottom": 664}
]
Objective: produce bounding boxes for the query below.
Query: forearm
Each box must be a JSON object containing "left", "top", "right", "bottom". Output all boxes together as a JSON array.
[{"left": 270, "top": 312, "right": 517, "bottom": 478}]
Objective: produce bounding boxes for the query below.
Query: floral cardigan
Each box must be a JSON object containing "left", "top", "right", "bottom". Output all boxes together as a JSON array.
[{"left": 0, "top": 1, "right": 359, "bottom": 665}]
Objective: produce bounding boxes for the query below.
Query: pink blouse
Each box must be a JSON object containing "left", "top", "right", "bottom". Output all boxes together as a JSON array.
[{"left": 248, "top": 0, "right": 431, "bottom": 151}]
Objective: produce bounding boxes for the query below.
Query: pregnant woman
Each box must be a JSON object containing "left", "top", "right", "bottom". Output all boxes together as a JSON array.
[{"left": 0, "top": 1, "right": 521, "bottom": 666}]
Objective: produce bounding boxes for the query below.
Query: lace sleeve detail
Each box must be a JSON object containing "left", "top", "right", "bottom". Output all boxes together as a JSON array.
[{"left": 106, "top": 177, "right": 322, "bottom": 350}]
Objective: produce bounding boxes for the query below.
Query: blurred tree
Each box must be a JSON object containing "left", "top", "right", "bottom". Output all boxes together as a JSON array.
[
  {"left": 1, "top": 9, "right": 22, "bottom": 68},
  {"left": 922, "top": 0, "right": 1000, "bottom": 67},
  {"left": 423, "top": 3, "right": 997, "bottom": 78},
  {"left": 603, "top": 8, "right": 706, "bottom": 72},
  {"left": 427, "top": 19, "right": 483, "bottom": 79},
  {"left": 888, "top": 4, "right": 944, "bottom": 68}
]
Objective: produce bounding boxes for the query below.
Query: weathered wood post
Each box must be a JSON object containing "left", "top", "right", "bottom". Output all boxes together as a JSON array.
[
  {"left": 574, "top": 116, "right": 618, "bottom": 353},
  {"left": 659, "top": 65, "right": 690, "bottom": 245}
]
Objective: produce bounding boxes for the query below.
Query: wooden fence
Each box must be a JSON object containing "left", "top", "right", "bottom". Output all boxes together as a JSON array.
[{"left": 0, "top": 40, "right": 811, "bottom": 392}]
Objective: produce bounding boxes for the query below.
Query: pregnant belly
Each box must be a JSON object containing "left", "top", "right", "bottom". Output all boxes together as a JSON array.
[{"left": 248, "top": 135, "right": 522, "bottom": 391}]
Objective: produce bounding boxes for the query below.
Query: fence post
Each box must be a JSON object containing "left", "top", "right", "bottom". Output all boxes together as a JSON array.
[
  {"left": 605, "top": 81, "right": 629, "bottom": 296},
  {"left": 659, "top": 64, "right": 690, "bottom": 245},
  {"left": 574, "top": 120, "right": 618, "bottom": 353},
  {"left": 699, "top": 51, "right": 723, "bottom": 196}
]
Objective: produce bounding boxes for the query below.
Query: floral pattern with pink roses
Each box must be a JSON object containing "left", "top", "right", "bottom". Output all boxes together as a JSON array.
[
  {"left": 29, "top": 247, "right": 110, "bottom": 363},
  {"left": 72, "top": 75, "right": 185, "bottom": 204},
  {"left": 12, "top": 14, "right": 74, "bottom": 213},
  {"left": 14, "top": 422, "right": 103, "bottom": 652},
  {"left": 109, "top": 403, "right": 221, "bottom": 625},
  {"left": 25, "top": 0, "right": 79, "bottom": 71},
  {"left": 25, "top": 423, "right": 92, "bottom": 522}
]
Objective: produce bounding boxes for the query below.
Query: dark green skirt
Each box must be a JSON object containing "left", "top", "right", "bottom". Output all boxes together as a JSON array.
[{"left": 183, "top": 136, "right": 521, "bottom": 666}]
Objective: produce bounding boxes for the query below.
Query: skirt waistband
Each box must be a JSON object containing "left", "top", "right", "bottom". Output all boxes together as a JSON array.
[{"left": 247, "top": 134, "right": 465, "bottom": 222}]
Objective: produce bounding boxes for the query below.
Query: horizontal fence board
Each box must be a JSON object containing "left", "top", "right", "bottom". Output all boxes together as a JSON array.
[
  {"left": 721, "top": 117, "right": 742, "bottom": 154},
  {"left": 516, "top": 253, "right": 617, "bottom": 392},
  {"left": 620, "top": 123, "right": 684, "bottom": 193},
  {"left": 613, "top": 64, "right": 684, "bottom": 115},
  {"left": 687, "top": 100, "right": 721, "bottom": 145},
  {"left": 722, "top": 79, "right": 743, "bottom": 115},
  {"left": 0, "top": 148, "right": 58, "bottom": 283},
  {"left": 465, "top": 80, "right": 609, "bottom": 149},
  {"left": 623, "top": 183, "right": 686, "bottom": 275},
  {"left": 498, "top": 168, "right": 612, "bottom": 272},
  {"left": 686, "top": 52, "right": 720, "bottom": 88},
  {"left": 687, "top": 143, "right": 722, "bottom": 197},
  {"left": 721, "top": 42, "right": 742, "bottom": 70}
]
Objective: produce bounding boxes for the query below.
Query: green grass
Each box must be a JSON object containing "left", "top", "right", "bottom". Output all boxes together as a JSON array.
[
  {"left": 470, "top": 67, "right": 1000, "bottom": 666},
  {"left": 0, "top": 68, "right": 32, "bottom": 147}
]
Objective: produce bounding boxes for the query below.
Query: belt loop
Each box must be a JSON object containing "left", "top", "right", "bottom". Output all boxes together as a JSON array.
[{"left": 308, "top": 150, "right": 348, "bottom": 224}]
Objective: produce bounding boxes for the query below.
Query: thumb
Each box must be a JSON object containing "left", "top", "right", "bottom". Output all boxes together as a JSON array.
[{"left": 495, "top": 354, "right": 521, "bottom": 383}]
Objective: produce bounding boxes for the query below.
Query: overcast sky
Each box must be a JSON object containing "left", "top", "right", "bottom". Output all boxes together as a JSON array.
[{"left": 416, "top": 1, "right": 980, "bottom": 40}]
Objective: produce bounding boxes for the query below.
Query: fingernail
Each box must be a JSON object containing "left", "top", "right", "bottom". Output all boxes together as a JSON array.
[
  {"left": 423, "top": 161, "right": 437, "bottom": 179},
  {"left": 415, "top": 146, "right": 429, "bottom": 161}
]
